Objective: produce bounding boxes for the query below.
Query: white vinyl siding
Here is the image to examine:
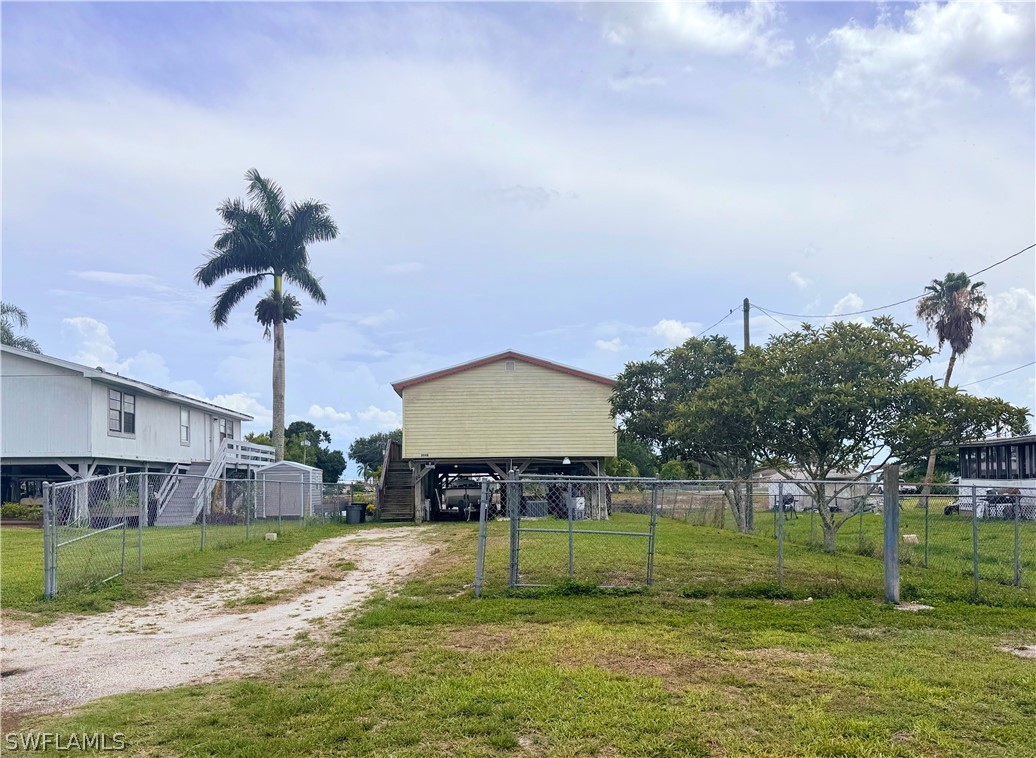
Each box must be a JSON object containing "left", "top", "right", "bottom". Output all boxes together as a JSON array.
[
  {"left": 0, "top": 351, "right": 91, "bottom": 457},
  {"left": 402, "top": 359, "right": 616, "bottom": 459}
]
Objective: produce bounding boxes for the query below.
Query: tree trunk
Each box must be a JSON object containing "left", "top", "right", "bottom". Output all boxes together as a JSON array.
[
  {"left": 822, "top": 524, "right": 837, "bottom": 553},
  {"left": 920, "top": 350, "right": 958, "bottom": 502},
  {"left": 272, "top": 318, "right": 286, "bottom": 460}
]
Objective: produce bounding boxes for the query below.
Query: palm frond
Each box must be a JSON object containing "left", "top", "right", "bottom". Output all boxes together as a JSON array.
[
  {"left": 11, "top": 336, "right": 41, "bottom": 353},
  {"left": 1, "top": 302, "right": 29, "bottom": 328},
  {"left": 287, "top": 200, "right": 339, "bottom": 246},
  {"left": 211, "top": 274, "right": 268, "bottom": 328},
  {"left": 244, "top": 169, "right": 287, "bottom": 231},
  {"left": 283, "top": 265, "right": 327, "bottom": 304}
]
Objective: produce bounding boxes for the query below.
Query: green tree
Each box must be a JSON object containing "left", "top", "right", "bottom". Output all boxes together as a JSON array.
[
  {"left": 605, "top": 458, "right": 639, "bottom": 478},
  {"left": 659, "top": 460, "right": 687, "bottom": 480},
  {"left": 195, "top": 169, "right": 339, "bottom": 461},
  {"left": 616, "top": 431, "right": 657, "bottom": 477},
  {"left": 612, "top": 336, "right": 738, "bottom": 461},
  {"left": 348, "top": 429, "right": 402, "bottom": 479},
  {"left": 915, "top": 271, "right": 988, "bottom": 496},
  {"left": 253, "top": 422, "right": 348, "bottom": 483},
  {"left": 1, "top": 302, "right": 41, "bottom": 353},
  {"left": 747, "top": 318, "right": 1026, "bottom": 552},
  {"left": 613, "top": 336, "right": 760, "bottom": 530}
]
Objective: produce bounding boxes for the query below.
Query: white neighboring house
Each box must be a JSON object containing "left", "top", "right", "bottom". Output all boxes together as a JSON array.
[
  {"left": 955, "top": 434, "right": 1036, "bottom": 519},
  {"left": 754, "top": 468, "right": 879, "bottom": 513},
  {"left": 0, "top": 345, "right": 274, "bottom": 503}
]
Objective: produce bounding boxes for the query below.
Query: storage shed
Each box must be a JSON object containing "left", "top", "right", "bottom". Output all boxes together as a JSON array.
[
  {"left": 382, "top": 350, "right": 617, "bottom": 522},
  {"left": 256, "top": 460, "right": 323, "bottom": 519}
]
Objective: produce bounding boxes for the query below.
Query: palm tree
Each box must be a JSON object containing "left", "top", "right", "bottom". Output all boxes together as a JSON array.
[
  {"left": 195, "top": 169, "right": 339, "bottom": 461},
  {"left": 1, "top": 302, "right": 41, "bottom": 353},
  {"left": 915, "top": 271, "right": 988, "bottom": 492}
]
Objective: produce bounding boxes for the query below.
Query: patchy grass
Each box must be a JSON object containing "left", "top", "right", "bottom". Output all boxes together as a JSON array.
[
  {"left": 1, "top": 521, "right": 356, "bottom": 620},
  {"left": 27, "top": 517, "right": 1036, "bottom": 756}
]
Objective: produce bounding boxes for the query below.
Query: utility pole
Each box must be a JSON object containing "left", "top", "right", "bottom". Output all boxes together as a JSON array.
[
  {"left": 743, "top": 297, "right": 750, "bottom": 351},
  {"left": 743, "top": 297, "right": 754, "bottom": 530}
]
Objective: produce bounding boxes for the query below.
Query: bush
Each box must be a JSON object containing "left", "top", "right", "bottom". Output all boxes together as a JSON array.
[{"left": 1, "top": 502, "right": 42, "bottom": 520}]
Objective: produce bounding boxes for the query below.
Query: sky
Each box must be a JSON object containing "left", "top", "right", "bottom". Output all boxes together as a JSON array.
[{"left": 3, "top": 1, "right": 1034, "bottom": 475}]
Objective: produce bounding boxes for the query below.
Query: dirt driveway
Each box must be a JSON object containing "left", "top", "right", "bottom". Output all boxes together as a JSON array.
[{"left": 0, "top": 527, "right": 436, "bottom": 725}]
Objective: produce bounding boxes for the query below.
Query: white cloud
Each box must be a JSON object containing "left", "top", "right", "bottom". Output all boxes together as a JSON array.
[
  {"left": 817, "top": 1, "right": 1036, "bottom": 134},
  {"left": 384, "top": 262, "right": 424, "bottom": 275},
  {"left": 72, "top": 271, "right": 169, "bottom": 290},
  {"left": 831, "top": 293, "right": 864, "bottom": 316},
  {"left": 603, "top": 1, "right": 794, "bottom": 66},
  {"left": 651, "top": 319, "right": 700, "bottom": 346},
  {"left": 964, "top": 287, "right": 1036, "bottom": 367},
  {"left": 357, "top": 309, "right": 398, "bottom": 327},
  {"left": 608, "top": 65, "right": 666, "bottom": 93},
  {"left": 358, "top": 405, "right": 401, "bottom": 429},
  {"left": 203, "top": 393, "right": 272, "bottom": 427},
  {"left": 787, "top": 271, "right": 811, "bottom": 290},
  {"left": 595, "top": 337, "right": 626, "bottom": 352},
  {"left": 308, "top": 404, "right": 353, "bottom": 423},
  {"left": 62, "top": 316, "right": 174, "bottom": 387}
]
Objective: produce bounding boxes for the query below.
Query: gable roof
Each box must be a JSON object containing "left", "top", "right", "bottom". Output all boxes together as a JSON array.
[
  {"left": 391, "top": 350, "right": 616, "bottom": 396},
  {"left": 0, "top": 345, "right": 253, "bottom": 421}
]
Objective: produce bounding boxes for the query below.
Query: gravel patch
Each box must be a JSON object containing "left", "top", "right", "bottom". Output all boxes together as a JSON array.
[{"left": 0, "top": 527, "right": 435, "bottom": 723}]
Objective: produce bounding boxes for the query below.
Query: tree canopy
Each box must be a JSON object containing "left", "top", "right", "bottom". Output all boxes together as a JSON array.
[
  {"left": 247, "top": 422, "right": 347, "bottom": 483},
  {"left": 612, "top": 318, "right": 1030, "bottom": 548},
  {"left": 348, "top": 429, "right": 402, "bottom": 479},
  {"left": 1, "top": 302, "right": 41, "bottom": 353},
  {"left": 195, "top": 169, "right": 339, "bottom": 461}
]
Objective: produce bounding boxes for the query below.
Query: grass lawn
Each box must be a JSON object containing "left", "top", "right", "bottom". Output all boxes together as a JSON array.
[
  {"left": 27, "top": 518, "right": 1036, "bottom": 756},
  {"left": 0, "top": 520, "right": 355, "bottom": 619}
]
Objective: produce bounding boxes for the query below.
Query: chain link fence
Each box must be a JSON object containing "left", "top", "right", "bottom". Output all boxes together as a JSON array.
[
  {"left": 474, "top": 473, "right": 1036, "bottom": 600},
  {"left": 43, "top": 473, "right": 362, "bottom": 597}
]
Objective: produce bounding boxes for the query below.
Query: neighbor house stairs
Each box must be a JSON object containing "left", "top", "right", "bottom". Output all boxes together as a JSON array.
[{"left": 155, "top": 462, "right": 209, "bottom": 526}]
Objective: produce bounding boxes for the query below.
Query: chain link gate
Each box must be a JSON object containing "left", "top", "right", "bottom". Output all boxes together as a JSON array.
[{"left": 504, "top": 474, "right": 658, "bottom": 589}]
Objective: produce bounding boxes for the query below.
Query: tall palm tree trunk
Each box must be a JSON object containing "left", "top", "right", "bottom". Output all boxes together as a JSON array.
[
  {"left": 921, "top": 349, "right": 958, "bottom": 498},
  {"left": 272, "top": 275, "right": 286, "bottom": 461}
]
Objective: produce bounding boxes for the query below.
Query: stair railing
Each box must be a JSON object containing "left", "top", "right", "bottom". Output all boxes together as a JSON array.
[
  {"left": 375, "top": 438, "right": 402, "bottom": 521},
  {"left": 154, "top": 469, "right": 183, "bottom": 519}
]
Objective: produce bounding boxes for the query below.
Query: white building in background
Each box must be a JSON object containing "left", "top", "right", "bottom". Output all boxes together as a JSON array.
[{"left": 0, "top": 345, "right": 273, "bottom": 502}]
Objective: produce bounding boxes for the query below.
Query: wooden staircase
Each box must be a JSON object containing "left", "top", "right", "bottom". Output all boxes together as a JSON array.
[{"left": 380, "top": 461, "right": 414, "bottom": 522}]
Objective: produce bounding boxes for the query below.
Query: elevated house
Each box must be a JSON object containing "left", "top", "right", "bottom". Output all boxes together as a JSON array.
[
  {"left": 381, "top": 350, "right": 617, "bottom": 521},
  {"left": 0, "top": 345, "right": 273, "bottom": 521}
]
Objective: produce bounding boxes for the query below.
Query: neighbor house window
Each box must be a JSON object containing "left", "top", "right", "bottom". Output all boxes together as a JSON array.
[
  {"left": 180, "top": 407, "right": 190, "bottom": 444},
  {"left": 108, "top": 389, "right": 136, "bottom": 435},
  {"left": 217, "top": 418, "right": 229, "bottom": 442}
]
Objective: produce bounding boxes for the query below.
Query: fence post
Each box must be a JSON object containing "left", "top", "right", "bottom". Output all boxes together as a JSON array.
[
  {"left": 1014, "top": 492, "right": 1022, "bottom": 587},
  {"left": 777, "top": 481, "right": 784, "bottom": 591},
  {"left": 474, "top": 482, "right": 489, "bottom": 598},
  {"left": 137, "top": 471, "right": 146, "bottom": 571},
  {"left": 883, "top": 464, "right": 900, "bottom": 603},
  {"left": 507, "top": 469, "right": 520, "bottom": 588},
  {"left": 246, "top": 479, "right": 252, "bottom": 541},
  {"left": 43, "top": 482, "right": 56, "bottom": 599},
  {"left": 566, "top": 483, "right": 575, "bottom": 579},
  {"left": 972, "top": 484, "right": 979, "bottom": 595},
  {"left": 647, "top": 477, "right": 659, "bottom": 586},
  {"left": 923, "top": 491, "right": 929, "bottom": 568},
  {"left": 201, "top": 484, "right": 207, "bottom": 551}
]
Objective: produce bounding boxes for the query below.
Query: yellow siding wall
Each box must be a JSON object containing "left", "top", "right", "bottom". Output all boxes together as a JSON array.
[{"left": 402, "top": 359, "right": 617, "bottom": 459}]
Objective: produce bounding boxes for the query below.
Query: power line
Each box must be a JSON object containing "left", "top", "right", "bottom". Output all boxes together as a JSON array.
[
  {"left": 693, "top": 307, "right": 739, "bottom": 338},
  {"left": 750, "top": 304, "right": 794, "bottom": 333},
  {"left": 754, "top": 242, "right": 1035, "bottom": 319},
  {"left": 957, "top": 361, "right": 1036, "bottom": 388}
]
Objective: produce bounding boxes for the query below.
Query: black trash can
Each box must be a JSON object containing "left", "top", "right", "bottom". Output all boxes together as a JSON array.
[{"left": 344, "top": 503, "right": 365, "bottom": 525}]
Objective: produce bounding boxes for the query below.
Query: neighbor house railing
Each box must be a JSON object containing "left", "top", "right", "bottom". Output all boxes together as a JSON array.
[{"left": 192, "top": 438, "right": 276, "bottom": 520}]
